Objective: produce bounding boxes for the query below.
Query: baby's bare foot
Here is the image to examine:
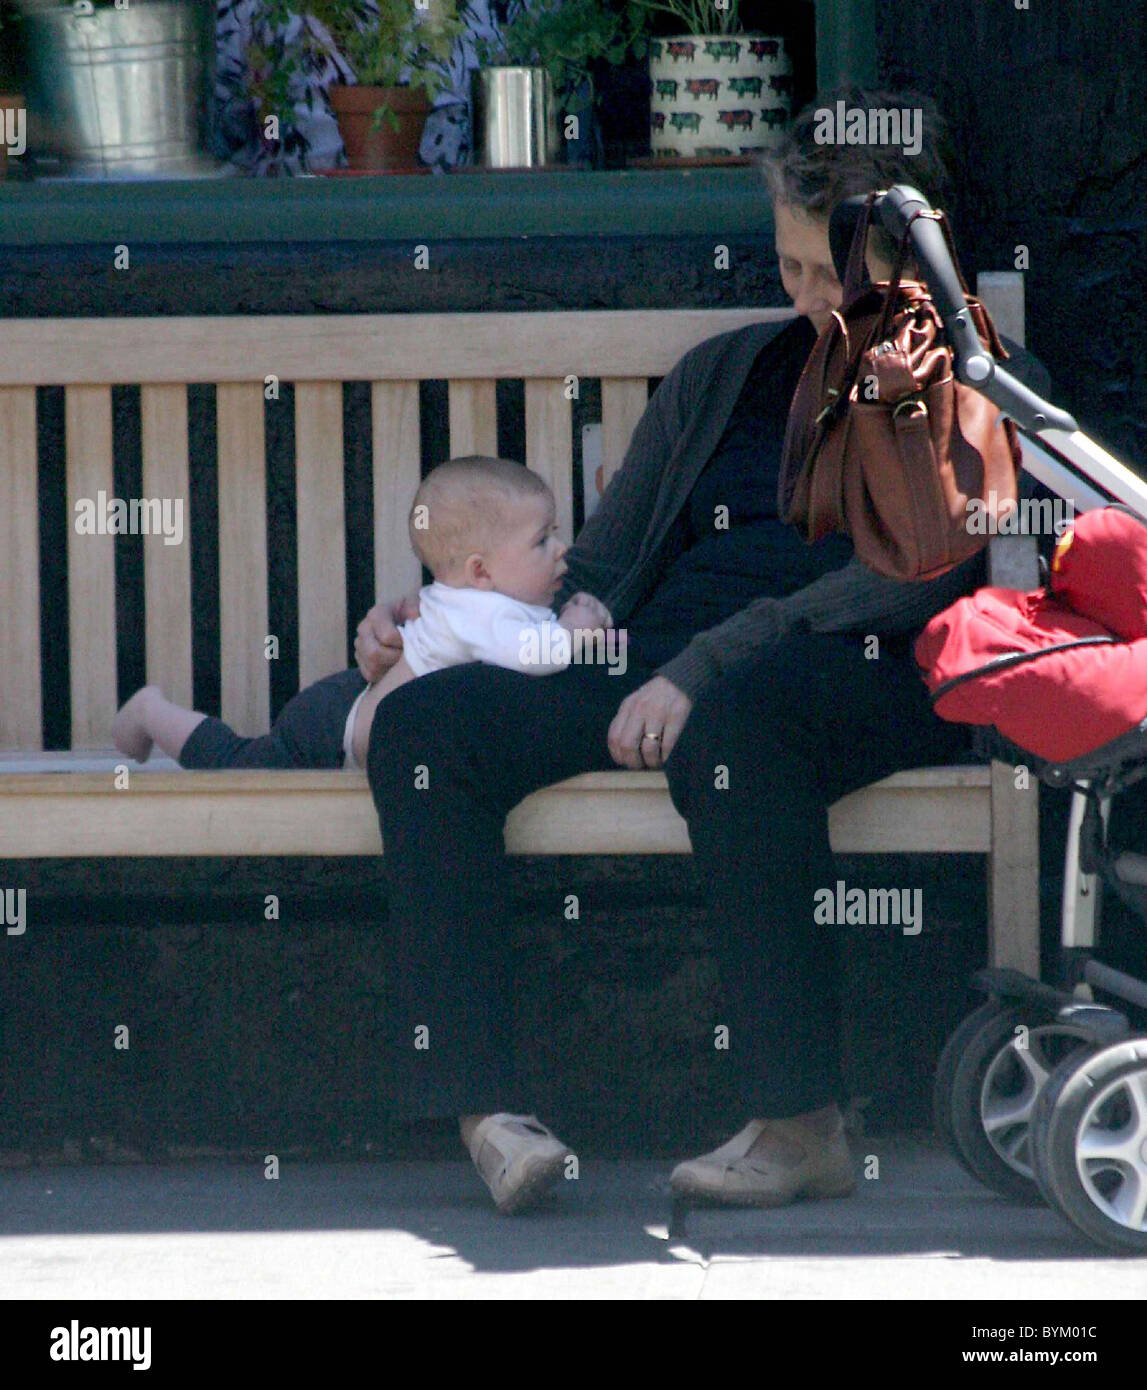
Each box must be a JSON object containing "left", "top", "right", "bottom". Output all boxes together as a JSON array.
[{"left": 112, "top": 686, "right": 159, "bottom": 762}]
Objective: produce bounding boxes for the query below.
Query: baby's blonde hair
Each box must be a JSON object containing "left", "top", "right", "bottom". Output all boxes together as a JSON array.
[{"left": 408, "top": 455, "right": 552, "bottom": 577}]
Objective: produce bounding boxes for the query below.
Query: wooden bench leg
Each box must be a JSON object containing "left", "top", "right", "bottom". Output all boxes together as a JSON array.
[{"left": 988, "top": 759, "right": 1041, "bottom": 976}]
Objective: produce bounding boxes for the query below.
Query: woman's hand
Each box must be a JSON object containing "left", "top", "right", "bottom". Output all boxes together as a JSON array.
[
  {"left": 608, "top": 675, "right": 693, "bottom": 770},
  {"left": 354, "top": 591, "right": 421, "bottom": 682}
]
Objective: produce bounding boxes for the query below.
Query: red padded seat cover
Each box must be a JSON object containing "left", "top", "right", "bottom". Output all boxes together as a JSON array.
[
  {"left": 1049, "top": 506, "right": 1147, "bottom": 641},
  {"left": 915, "top": 507, "right": 1147, "bottom": 762}
]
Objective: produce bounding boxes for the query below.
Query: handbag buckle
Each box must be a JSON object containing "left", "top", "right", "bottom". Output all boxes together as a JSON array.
[{"left": 892, "top": 396, "right": 928, "bottom": 420}]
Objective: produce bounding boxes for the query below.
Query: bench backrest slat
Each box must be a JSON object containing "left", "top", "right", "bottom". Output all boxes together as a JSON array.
[
  {"left": 216, "top": 382, "right": 269, "bottom": 735},
  {"left": 525, "top": 380, "right": 575, "bottom": 545},
  {"left": 371, "top": 380, "right": 422, "bottom": 604},
  {"left": 977, "top": 273, "right": 1039, "bottom": 590},
  {"left": 66, "top": 385, "right": 118, "bottom": 748},
  {"left": 0, "top": 387, "right": 41, "bottom": 750},
  {"left": 141, "top": 384, "right": 193, "bottom": 708},
  {"left": 976, "top": 272, "right": 1025, "bottom": 349},
  {"left": 295, "top": 381, "right": 349, "bottom": 685},
  {"left": 448, "top": 379, "right": 498, "bottom": 457},
  {"left": 601, "top": 379, "right": 650, "bottom": 490}
]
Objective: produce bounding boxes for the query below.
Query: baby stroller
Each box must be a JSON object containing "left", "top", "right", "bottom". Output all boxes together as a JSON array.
[{"left": 830, "top": 187, "right": 1147, "bottom": 1255}]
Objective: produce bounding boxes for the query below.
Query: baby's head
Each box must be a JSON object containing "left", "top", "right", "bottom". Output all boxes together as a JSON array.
[{"left": 408, "top": 455, "right": 568, "bottom": 606}]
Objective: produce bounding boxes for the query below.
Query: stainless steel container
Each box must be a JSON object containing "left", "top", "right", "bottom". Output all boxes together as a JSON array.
[
  {"left": 22, "top": 0, "right": 213, "bottom": 177},
  {"left": 471, "top": 67, "right": 560, "bottom": 168}
]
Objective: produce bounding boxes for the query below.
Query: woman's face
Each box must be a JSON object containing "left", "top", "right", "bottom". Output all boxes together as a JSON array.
[{"left": 774, "top": 200, "right": 897, "bottom": 336}]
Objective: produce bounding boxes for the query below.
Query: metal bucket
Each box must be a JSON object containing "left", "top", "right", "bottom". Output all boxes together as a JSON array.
[
  {"left": 471, "top": 67, "right": 559, "bottom": 168},
  {"left": 22, "top": 1, "right": 213, "bottom": 177}
]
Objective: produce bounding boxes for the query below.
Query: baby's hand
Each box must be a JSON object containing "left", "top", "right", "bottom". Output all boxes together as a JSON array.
[
  {"left": 559, "top": 592, "right": 612, "bottom": 630},
  {"left": 558, "top": 602, "right": 604, "bottom": 635}
]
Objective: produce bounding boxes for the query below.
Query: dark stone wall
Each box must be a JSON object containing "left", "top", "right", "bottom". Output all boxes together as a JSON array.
[
  {"left": 2, "top": 852, "right": 994, "bottom": 1159},
  {"left": 0, "top": 235, "right": 785, "bottom": 318},
  {"left": 878, "top": 2, "right": 1147, "bottom": 465}
]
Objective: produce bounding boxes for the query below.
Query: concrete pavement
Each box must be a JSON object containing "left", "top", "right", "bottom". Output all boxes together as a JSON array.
[{"left": 2, "top": 1134, "right": 1145, "bottom": 1299}]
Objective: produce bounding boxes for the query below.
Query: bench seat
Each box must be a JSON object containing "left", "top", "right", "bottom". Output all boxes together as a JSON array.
[
  {"left": 0, "top": 755, "right": 996, "bottom": 858},
  {"left": 1, "top": 756, "right": 1035, "bottom": 980}
]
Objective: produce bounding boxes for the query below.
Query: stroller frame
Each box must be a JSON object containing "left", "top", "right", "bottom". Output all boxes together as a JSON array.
[
  {"left": 831, "top": 187, "right": 1147, "bottom": 1252},
  {"left": 971, "top": 732, "right": 1147, "bottom": 1041}
]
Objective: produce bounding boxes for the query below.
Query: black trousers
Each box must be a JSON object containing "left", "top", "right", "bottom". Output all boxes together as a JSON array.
[
  {"left": 180, "top": 668, "right": 367, "bottom": 769},
  {"left": 366, "top": 628, "right": 968, "bottom": 1121}
]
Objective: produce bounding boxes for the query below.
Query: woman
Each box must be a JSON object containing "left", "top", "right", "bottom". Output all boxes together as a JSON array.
[{"left": 353, "top": 85, "right": 1050, "bottom": 1214}]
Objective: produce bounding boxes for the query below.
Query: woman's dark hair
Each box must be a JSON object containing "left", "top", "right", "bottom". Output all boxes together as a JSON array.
[{"left": 757, "top": 83, "right": 959, "bottom": 262}]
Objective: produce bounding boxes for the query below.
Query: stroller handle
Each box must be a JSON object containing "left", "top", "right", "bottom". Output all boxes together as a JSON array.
[{"left": 829, "top": 185, "right": 1079, "bottom": 438}]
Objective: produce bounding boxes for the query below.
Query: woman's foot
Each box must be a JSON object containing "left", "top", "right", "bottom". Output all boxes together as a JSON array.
[
  {"left": 669, "top": 1103, "right": 855, "bottom": 1207},
  {"left": 112, "top": 686, "right": 160, "bottom": 762},
  {"left": 461, "top": 1113, "right": 574, "bottom": 1215}
]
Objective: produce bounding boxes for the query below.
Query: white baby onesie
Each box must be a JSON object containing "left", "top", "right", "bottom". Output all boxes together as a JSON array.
[
  {"left": 342, "top": 583, "right": 572, "bottom": 770},
  {"left": 398, "top": 582, "right": 574, "bottom": 678}
]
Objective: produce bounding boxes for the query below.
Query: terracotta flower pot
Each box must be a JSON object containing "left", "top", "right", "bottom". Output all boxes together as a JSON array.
[{"left": 329, "top": 84, "right": 432, "bottom": 171}]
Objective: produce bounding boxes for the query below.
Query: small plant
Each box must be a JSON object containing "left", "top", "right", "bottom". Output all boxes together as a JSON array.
[
  {"left": 237, "top": 0, "right": 324, "bottom": 166},
  {"left": 626, "top": 0, "right": 743, "bottom": 38},
  {"left": 237, "top": 0, "right": 464, "bottom": 162},
  {"left": 309, "top": 0, "right": 466, "bottom": 131},
  {"left": 467, "top": 0, "right": 648, "bottom": 115}
]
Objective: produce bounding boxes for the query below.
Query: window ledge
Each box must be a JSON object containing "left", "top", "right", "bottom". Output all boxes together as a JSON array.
[{"left": 0, "top": 167, "right": 776, "bottom": 246}]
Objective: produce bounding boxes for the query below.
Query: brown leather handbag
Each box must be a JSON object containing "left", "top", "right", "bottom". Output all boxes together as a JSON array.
[{"left": 779, "top": 192, "right": 1022, "bottom": 582}]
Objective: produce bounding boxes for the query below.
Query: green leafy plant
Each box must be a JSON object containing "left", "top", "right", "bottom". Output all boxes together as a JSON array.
[
  {"left": 308, "top": 0, "right": 466, "bottom": 131},
  {"left": 468, "top": 0, "right": 649, "bottom": 114},
  {"left": 239, "top": 0, "right": 318, "bottom": 161},
  {"left": 626, "top": 0, "right": 743, "bottom": 38}
]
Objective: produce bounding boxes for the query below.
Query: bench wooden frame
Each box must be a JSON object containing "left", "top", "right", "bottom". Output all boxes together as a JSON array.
[{"left": 0, "top": 280, "right": 1041, "bottom": 974}]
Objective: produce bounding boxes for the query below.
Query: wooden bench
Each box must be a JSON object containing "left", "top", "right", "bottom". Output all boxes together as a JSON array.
[{"left": 0, "top": 281, "right": 1041, "bottom": 973}]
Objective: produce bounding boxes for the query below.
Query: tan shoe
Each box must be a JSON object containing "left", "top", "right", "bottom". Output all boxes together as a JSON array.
[
  {"left": 467, "top": 1113, "right": 573, "bottom": 1215},
  {"left": 669, "top": 1112, "right": 855, "bottom": 1208}
]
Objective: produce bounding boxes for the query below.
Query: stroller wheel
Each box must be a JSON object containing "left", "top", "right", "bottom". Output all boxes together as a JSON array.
[
  {"left": 934, "top": 1001, "right": 1007, "bottom": 1184},
  {"left": 937, "top": 1003, "right": 1092, "bottom": 1202},
  {"left": 1030, "top": 1038, "right": 1147, "bottom": 1254}
]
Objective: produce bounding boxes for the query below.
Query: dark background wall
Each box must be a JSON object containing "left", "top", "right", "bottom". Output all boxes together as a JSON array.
[{"left": 878, "top": 2, "right": 1146, "bottom": 466}]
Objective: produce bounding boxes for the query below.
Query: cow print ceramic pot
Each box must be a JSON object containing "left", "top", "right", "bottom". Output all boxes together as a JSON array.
[{"left": 648, "top": 32, "right": 792, "bottom": 161}]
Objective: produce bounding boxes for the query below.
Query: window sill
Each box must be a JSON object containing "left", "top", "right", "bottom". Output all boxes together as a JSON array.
[{"left": 0, "top": 166, "right": 775, "bottom": 245}]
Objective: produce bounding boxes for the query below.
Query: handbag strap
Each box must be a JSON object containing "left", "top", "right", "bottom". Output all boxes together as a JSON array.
[
  {"left": 844, "top": 195, "right": 973, "bottom": 305},
  {"left": 935, "top": 208, "right": 973, "bottom": 298},
  {"left": 873, "top": 207, "right": 974, "bottom": 338},
  {"left": 841, "top": 191, "right": 879, "bottom": 305},
  {"left": 872, "top": 218, "right": 918, "bottom": 342}
]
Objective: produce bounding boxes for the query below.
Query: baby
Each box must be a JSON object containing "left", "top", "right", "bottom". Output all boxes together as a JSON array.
[{"left": 112, "top": 455, "right": 612, "bottom": 771}]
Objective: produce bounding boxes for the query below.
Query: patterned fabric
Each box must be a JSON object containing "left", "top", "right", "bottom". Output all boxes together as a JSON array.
[{"left": 215, "top": 0, "right": 518, "bottom": 174}]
